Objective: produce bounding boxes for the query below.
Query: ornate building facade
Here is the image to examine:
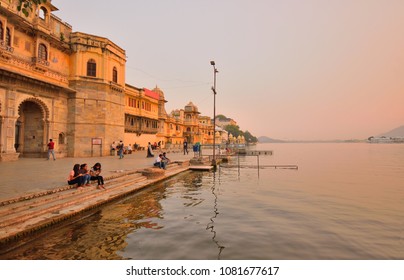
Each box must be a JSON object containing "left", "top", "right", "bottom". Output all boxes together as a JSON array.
[
  {"left": 0, "top": 0, "right": 218, "bottom": 161},
  {"left": 0, "top": 0, "right": 130, "bottom": 160}
]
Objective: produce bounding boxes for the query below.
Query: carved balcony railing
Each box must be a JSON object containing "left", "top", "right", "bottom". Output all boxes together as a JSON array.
[
  {"left": 125, "top": 114, "right": 159, "bottom": 135},
  {"left": 31, "top": 57, "right": 50, "bottom": 72},
  {"left": 0, "top": 40, "right": 14, "bottom": 60}
]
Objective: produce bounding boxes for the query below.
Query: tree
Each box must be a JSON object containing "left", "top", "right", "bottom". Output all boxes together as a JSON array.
[
  {"left": 215, "top": 114, "right": 228, "bottom": 121},
  {"left": 224, "top": 125, "right": 258, "bottom": 144},
  {"left": 224, "top": 124, "right": 242, "bottom": 139},
  {"left": 244, "top": 131, "right": 258, "bottom": 143},
  {"left": 13, "top": 0, "right": 47, "bottom": 17}
]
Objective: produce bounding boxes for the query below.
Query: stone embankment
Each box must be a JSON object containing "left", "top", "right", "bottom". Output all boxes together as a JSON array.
[{"left": 0, "top": 161, "right": 190, "bottom": 246}]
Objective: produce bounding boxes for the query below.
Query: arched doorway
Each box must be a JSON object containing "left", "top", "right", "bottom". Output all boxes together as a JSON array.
[{"left": 17, "top": 100, "right": 47, "bottom": 157}]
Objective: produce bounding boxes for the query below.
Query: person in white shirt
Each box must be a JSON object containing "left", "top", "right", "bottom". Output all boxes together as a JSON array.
[{"left": 153, "top": 154, "right": 166, "bottom": 169}]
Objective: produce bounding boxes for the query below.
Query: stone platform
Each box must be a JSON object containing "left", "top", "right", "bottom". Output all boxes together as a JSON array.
[
  {"left": 0, "top": 150, "right": 195, "bottom": 247},
  {"left": 0, "top": 160, "right": 190, "bottom": 247}
]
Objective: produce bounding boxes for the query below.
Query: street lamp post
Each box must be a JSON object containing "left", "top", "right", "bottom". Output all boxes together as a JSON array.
[{"left": 210, "top": 61, "right": 218, "bottom": 166}]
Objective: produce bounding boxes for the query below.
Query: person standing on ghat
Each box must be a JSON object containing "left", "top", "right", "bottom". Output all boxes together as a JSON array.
[
  {"left": 47, "top": 139, "right": 56, "bottom": 160},
  {"left": 117, "top": 140, "right": 124, "bottom": 159},
  {"left": 147, "top": 142, "right": 154, "bottom": 158},
  {"left": 183, "top": 139, "right": 188, "bottom": 155}
]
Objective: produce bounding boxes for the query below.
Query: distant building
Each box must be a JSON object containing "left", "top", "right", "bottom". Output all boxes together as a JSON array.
[{"left": 124, "top": 86, "right": 162, "bottom": 147}]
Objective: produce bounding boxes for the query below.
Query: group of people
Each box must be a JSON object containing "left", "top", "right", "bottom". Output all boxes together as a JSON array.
[
  {"left": 111, "top": 141, "right": 140, "bottom": 158},
  {"left": 67, "top": 162, "right": 105, "bottom": 190},
  {"left": 111, "top": 141, "right": 126, "bottom": 159},
  {"left": 146, "top": 142, "right": 169, "bottom": 169},
  {"left": 153, "top": 152, "right": 170, "bottom": 169},
  {"left": 150, "top": 141, "right": 161, "bottom": 150},
  {"left": 67, "top": 138, "right": 191, "bottom": 189}
]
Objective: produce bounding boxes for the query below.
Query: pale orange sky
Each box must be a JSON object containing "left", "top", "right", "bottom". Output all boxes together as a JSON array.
[{"left": 53, "top": 0, "right": 404, "bottom": 140}]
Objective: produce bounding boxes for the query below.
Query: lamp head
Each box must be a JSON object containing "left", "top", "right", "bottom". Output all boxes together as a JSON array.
[{"left": 210, "top": 61, "right": 215, "bottom": 66}]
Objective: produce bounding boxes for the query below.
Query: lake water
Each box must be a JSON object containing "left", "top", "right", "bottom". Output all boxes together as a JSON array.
[{"left": 2, "top": 143, "right": 404, "bottom": 259}]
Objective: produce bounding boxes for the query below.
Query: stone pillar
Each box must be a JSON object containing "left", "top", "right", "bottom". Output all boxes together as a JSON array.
[
  {"left": 0, "top": 90, "right": 19, "bottom": 161},
  {"left": 43, "top": 119, "right": 50, "bottom": 152},
  {"left": 0, "top": 116, "right": 19, "bottom": 161},
  {"left": 0, "top": 116, "right": 3, "bottom": 154}
]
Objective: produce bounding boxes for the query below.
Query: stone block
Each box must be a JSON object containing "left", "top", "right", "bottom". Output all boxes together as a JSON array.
[{"left": 141, "top": 168, "right": 165, "bottom": 179}]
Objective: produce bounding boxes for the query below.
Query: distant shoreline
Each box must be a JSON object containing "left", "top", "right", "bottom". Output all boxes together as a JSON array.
[
  {"left": 258, "top": 140, "right": 404, "bottom": 144},
  {"left": 258, "top": 140, "right": 366, "bottom": 144}
]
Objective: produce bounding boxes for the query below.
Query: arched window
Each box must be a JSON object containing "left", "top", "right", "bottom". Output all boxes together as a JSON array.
[
  {"left": 5, "top": 28, "right": 11, "bottom": 46},
  {"left": 58, "top": 133, "right": 65, "bottom": 145},
  {"left": 87, "top": 59, "right": 96, "bottom": 77},
  {"left": 0, "top": 22, "right": 3, "bottom": 41},
  {"left": 38, "top": 43, "right": 47, "bottom": 60},
  {"left": 112, "top": 67, "right": 118, "bottom": 83},
  {"left": 39, "top": 7, "right": 47, "bottom": 20}
]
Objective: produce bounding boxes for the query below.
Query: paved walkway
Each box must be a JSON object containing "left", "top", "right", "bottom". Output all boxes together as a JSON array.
[{"left": 0, "top": 149, "right": 195, "bottom": 202}]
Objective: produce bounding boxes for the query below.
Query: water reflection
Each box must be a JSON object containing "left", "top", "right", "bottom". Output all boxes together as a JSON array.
[
  {"left": 180, "top": 172, "right": 205, "bottom": 208},
  {"left": 206, "top": 171, "right": 225, "bottom": 259},
  {"left": 2, "top": 143, "right": 404, "bottom": 259},
  {"left": 1, "top": 184, "right": 169, "bottom": 259}
]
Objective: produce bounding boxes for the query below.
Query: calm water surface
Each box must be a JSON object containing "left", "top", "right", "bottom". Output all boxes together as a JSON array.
[{"left": 2, "top": 143, "right": 404, "bottom": 259}]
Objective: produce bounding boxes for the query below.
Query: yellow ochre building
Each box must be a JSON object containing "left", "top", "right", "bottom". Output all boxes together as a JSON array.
[{"left": 0, "top": 0, "right": 225, "bottom": 161}]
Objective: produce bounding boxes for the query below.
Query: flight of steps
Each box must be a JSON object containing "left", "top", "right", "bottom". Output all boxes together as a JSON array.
[{"left": 0, "top": 162, "right": 189, "bottom": 244}]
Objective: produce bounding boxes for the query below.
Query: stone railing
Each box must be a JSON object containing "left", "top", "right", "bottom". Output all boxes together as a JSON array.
[
  {"left": 0, "top": 40, "right": 14, "bottom": 60},
  {"left": 31, "top": 57, "right": 50, "bottom": 72},
  {"left": 0, "top": 41, "right": 14, "bottom": 53}
]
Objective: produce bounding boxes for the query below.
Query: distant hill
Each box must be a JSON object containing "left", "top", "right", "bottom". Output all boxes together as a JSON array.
[
  {"left": 258, "top": 136, "right": 286, "bottom": 143},
  {"left": 377, "top": 125, "right": 404, "bottom": 137}
]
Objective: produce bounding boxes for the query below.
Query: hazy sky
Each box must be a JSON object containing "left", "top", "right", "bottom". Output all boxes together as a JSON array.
[{"left": 52, "top": 0, "right": 404, "bottom": 140}]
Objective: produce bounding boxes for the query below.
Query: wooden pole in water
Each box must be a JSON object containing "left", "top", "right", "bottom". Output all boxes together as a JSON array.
[
  {"left": 210, "top": 61, "right": 218, "bottom": 167},
  {"left": 238, "top": 153, "right": 240, "bottom": 173}
]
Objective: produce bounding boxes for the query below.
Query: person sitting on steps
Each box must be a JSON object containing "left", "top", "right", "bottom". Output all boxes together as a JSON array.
[
  {"left": 154, "top": 154, "right": 166, "bottom": 169},
  {"left": 162, "top": 152, "right": 171, "bottom": 166},
  {"left": 80, "top": 163, "right": 91, "bottom": 186},
  {"left": 90, "top": 162, "right": 105, "bottom": 190},
  {"left": 67, "top": 164, "right": 85, "bottom": 190}
]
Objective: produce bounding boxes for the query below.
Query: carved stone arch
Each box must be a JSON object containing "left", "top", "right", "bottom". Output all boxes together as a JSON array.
[
  {"left": 16, "top": 98, "right": 50, "bottom": 157},
  {"left": 17, "top": 97, "right": 50, "bottom": 120}
]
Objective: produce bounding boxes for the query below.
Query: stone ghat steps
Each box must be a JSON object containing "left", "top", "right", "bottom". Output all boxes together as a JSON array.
[
  {"left": 0, "top": 163, "right": 189, "bottom": 244},
  {"left": 0, "top": 170, "right": 142, "bottom": 207},
  {"left": 0, "top": 174, "right": 147, "bottom": 228},
  {"left": 0, "top": 172, "right": 145, "bottom": 218}
]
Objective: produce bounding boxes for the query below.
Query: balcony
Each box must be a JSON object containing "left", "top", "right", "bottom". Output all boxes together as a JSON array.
[
  {"left": 31, "top": 57, "right": 49, "bottom": 72},
  {"left": 33, "top": 18, "right": 51, "bottom": 35},
  {"left": 125, "top": 115, "right": 159, "bottom": 135},
  {"left": 0, "top": 40, "right": 14, "bottom": 60}
]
